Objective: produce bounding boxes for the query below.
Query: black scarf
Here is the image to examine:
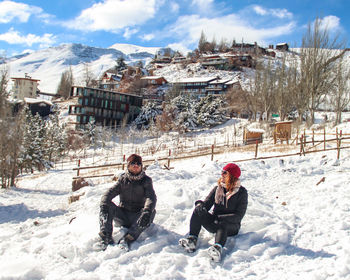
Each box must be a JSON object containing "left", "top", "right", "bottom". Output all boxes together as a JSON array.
[{"left": 126, "top": 169, "right": 145, "bottom": 181}]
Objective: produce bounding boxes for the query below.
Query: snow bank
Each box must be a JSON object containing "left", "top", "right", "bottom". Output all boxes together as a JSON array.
[{"left": 1, "top": 146, "right": 350, "bottom": 279}]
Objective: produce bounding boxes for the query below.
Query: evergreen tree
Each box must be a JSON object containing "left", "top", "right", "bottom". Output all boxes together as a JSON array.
[
  {"left": 133, "top": 102, "right": 162, "bottom": 129},
  {"left": 115, "top": 57, "right": 127, "bottom": 72},
  {"left": 20, "top": 110, "right": 46, "bottom": 172},
  {"left": 45, "top": 109, "right": 67, "bottom": 163}
]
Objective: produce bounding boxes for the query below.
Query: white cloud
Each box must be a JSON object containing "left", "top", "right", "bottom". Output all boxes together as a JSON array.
[
  {"left": 0, "top": 0, "right": 45, "bottom": 23},
  {"left": 141, "top": 33, "right": 155, "bottom": 41},
  {"left": 0, "top": 28, "right": 56, "bottom": 47},
  {"left": 191, "top": 0, "right": 214, "bottom": 13},
  {"left": 167, "top": 43, "right": 190, "bottom": 55},
  {"left": 252, "top": 5, "right": 293, "bottom": 19},
  {"left": 65, "top": 0, "right": 158, "bottom": 32},
  {"left": 167, "top": 14, "right": 296, "bottom": 48},
  {"left": 319, "top": 15, "right": 341, "bottom": 31},
  {"left": 170, "top": 2, "right": 180, "bottom": 13},
  {"left": 123, "top": 28, "right": 139, "bottom": 39}
]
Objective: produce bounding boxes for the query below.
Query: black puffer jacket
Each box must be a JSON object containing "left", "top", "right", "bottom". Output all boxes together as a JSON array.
[
  {"left": 202, "top": 186, "right": 248, "bottom": 226},
  {"left": 100, "top": 172, "right": 157, "bottom": 212}
]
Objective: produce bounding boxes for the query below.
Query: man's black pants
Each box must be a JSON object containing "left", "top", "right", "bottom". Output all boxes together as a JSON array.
[{"left": 100, "top": 203, "right": 156, "bottom": 241}]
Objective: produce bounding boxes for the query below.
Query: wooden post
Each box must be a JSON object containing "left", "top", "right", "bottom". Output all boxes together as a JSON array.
[
  {"left": 337, "top": 130, "right": 342, "bottom": 160},
  {"left": 122, "top": 155, "right": 126, "bottom": 170},
  {"left": 211, "top": 144, "right": 214, "bottom": 161},
  {"left": 167, "top": 149, "right": 171, "bottom": 168},
  {"left": 300, "top": 135, "right": 303, "bottom": 156},
  {"left": 296, "top": 130, "right": 299, "bottom": 145},
  {"left": 77, "top": 159, "right": 80, "bottom": 177},
  {"left": 312, "top": 129, "right": 315, "bottom": 146},
  {"left": 255, "top": 140, "right": 259, "bottom": 158},
  {"left": 324, "top": 128, "right": 326, "bottom": 151}
]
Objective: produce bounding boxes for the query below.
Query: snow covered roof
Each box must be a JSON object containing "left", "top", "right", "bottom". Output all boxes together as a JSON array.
[
  {"left": 140, "top": 76, "right": 165, "bottom": 80},
  {"left": 209, "top": 79, "right": 232, "bottom": 85},
  {"left": 246, "top": 128, "right": 265, "bottom": 133},
  {"left": 173, "top": 77, "right": 217, "bottom": 83},
  {"left": 24, "top": 97, "right": 53, "bottom": 106}
]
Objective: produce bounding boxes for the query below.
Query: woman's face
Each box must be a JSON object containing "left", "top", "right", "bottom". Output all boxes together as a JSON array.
[{"left": 128, "top": 161, "right": 142, "bottom": 174}]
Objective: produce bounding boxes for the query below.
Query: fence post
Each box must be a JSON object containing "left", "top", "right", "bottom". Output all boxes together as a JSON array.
[
  {"left": 312, "top": 129, "right": 315, "bottom": 146},
  {"left": 211, "top": 144, "right": 214, "bottom": 161},
  {"left": 122, "top": 155, "right": 126, "bottom": 170},
  {"left": 255, "top": 140, "right": 259, "bottom": 158},
  {"left": 77, "top": 159, "right": 80, "bottom": 177},
  {"left": 324, "top": 128, "right": 326, "bottom": 151},
  {"left": 300, "top": 135, "right": 303, "bottom": 156},
  {"left": 168, "top": 149, "right": 171, "bottom": 168},
  {"left": 337, "top": 130, "right": 342, "bottom": 160},
  {"left": 296, "top": 130, "right": 299, "bottom": 145}
]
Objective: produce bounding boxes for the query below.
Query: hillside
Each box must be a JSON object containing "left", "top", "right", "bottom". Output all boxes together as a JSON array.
[{"left": 4, "top": 43, "right": 161, "bottom": 93}]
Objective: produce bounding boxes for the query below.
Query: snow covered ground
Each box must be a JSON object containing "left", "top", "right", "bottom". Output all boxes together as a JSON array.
[{"left": 1, "top": 123, "right": 350, "bottom": 279}]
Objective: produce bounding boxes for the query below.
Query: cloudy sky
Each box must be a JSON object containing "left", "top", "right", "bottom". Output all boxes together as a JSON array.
[{"left": 0, "top": 0, "right": 349, "bottom": 57}]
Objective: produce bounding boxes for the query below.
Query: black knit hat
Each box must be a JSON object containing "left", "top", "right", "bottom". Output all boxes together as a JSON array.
[{"left": 127, "top": 154, "right": 142, "bottom": 165}]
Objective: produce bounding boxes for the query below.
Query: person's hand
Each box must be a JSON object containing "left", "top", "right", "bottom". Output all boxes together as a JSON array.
[
  {"left": 137, "top": 209, "right": 151, "bottom": 228},
  {"left": 194, "top": 201, "right": 207, "bottom": 216}
]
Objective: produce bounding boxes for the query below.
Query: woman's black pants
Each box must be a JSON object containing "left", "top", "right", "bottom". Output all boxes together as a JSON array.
[{"left": 189, "top": 210, "right": 239, "bottom": 247}]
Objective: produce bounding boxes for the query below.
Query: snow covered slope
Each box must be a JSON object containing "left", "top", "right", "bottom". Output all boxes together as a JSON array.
[
  {"left": 5, "top": 43, "right": 161, "bottom": 93},
  {"left": 109, "top": 43, "right": 160, "bottom": 55},
  {"left": 1, "top": 118, "right": 350, "bottom": 279}
]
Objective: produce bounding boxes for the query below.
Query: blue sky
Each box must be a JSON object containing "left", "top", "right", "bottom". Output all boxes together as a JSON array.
[{"left": 0, "top": 0, "right": 349, "bottom": 57}]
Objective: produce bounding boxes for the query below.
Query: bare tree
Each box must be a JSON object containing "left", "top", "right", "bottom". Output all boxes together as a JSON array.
[
  {"left": 258, "top": 60, "right": 276, "bottom": 121},
  {"left": 198, "top": 30, "right": 208, "bottom": 53},
  {"left": 299, "top": 17, "right": 347, "bottom": 124},
  {"left": 82, "top": 62, "right": 95, "bottom": 87},
  {"left": 246, "top": 70, "right": 263, "bottom": 120},
  {"left": 0, "top": 65, "right": 9, "bottom": 119},
  {"left": 57, "top": 66, "right": 74, "bottom": 99},
  {"left": 332, "top": 56, "right": 350, "bottom": 125}
]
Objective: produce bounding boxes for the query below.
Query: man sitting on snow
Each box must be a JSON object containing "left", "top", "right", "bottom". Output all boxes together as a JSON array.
[{"left": 98, "top": 154, "right": 157, "bottom": 251}]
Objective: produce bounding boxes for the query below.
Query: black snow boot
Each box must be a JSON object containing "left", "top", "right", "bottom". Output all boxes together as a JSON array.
[
  {"left": 118, "top": 233, "right": 134, "bottom": 252},
  {"left": 98, "top": 231, "right": 114, "bottom": 251},
  {"left": 179, "top": 235, "right": 198, "bottom": 253}
]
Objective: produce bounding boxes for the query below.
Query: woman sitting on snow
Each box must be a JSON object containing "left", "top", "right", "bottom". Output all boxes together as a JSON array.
[{"left": 179, "top": 163, "right": 248, "bottom": 262}]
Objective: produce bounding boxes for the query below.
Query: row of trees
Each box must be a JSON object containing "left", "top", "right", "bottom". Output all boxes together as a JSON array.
[
  {"left": 227, "top": 18, "right": 350, "bottom": 125},
  {"left": 0, "top": 64, "right": 67, "bottom": 188},
  {"left": 134, "top": 94, "right": 227, "bottom": 133}
]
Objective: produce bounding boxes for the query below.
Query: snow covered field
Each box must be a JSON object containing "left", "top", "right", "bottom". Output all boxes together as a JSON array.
[{"left": 1, "top": 131, "right": 350, "bottom": 279}]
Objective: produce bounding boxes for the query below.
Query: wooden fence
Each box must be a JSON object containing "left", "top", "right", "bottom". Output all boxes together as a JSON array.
[{"left": 73, "top": 130, "right": 350, "bottom": 180}]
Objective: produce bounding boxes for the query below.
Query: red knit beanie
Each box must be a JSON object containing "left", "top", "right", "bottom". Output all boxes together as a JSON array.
[
  {"left": 127, "top": 154, "right": 142, "bottom": 165},
  {"left": 223, "top": 163, "right": 241, "bottom": 178}
]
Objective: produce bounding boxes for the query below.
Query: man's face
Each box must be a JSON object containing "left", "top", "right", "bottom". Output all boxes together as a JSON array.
[{"left": 128, "top": 161, "right": 142, "bottom": 174}]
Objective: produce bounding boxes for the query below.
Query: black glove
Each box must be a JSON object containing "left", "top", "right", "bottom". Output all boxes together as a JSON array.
[
  {"left": 137, "top": 209, "right": 151, "bottom": 228},
  {"left": 194, "top": 201, "right": 207, "bottom": 216}
]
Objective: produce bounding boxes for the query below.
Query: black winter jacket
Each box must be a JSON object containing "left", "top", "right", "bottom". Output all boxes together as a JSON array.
[
  {"left": 100, "top": 172, "right": 157, "bottom": 212},
  {"left": 201, "top": 186, "right": 248, "bottom": 226}
]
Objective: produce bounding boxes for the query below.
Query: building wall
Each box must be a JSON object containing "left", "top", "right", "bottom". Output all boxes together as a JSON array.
[
  {"left": 69, "top": 87, "right": 143, "bottom": 129},
  {"left": 12, "top": 79, "right": 39, "bottom": 100}
]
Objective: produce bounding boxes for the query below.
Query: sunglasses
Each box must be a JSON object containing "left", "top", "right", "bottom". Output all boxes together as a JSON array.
[
  {"left": 221, "top": 170, "right": 228, "bottom": 175},
  {"left": 130, "top": 161, "right": 142, "bottom": 166}
]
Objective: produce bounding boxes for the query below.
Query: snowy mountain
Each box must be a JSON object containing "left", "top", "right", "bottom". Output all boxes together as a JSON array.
[
  {"left": 109, "top": 43, "right": 160, "bottom": 55},
  {"left": 4, "top": 43, "right": 162, "bottom": 93}
]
